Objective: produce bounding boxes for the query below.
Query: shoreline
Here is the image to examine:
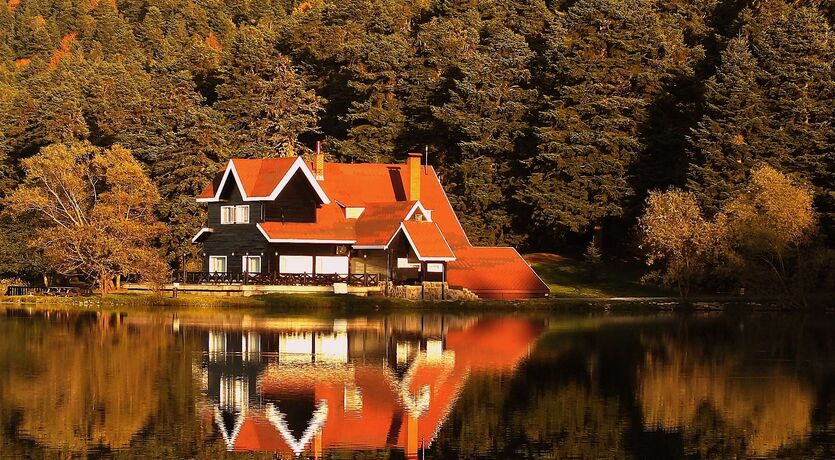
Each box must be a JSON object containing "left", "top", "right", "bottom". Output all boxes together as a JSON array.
[{"left": 0, "top": 291, "right": 829, "bottom": 315}]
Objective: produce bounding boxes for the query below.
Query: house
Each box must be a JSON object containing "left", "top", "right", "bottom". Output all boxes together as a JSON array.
[
  {"left": 192, "top": 150, "right": 549, "bottom": 299},
  {"left": 196, "top": 316, "right": 546, "bottom": 456}
]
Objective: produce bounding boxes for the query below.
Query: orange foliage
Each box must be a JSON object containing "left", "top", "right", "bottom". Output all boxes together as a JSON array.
[
  {"left": 88, "top": 0, "right": 117, "bottom": 9},
  {"left": 293, "top": 0, "right": 318, "bottom": 14},
  {"left": 205, "top": 32, "right": 222, "bottom": 52},
  {"left": 7, "top": 0, "right": 19, "bottom": 12},
  {"left": 14, "top": 58, "right": 30, "bottom": 70},
  {"left": 49, "top": 32, "right": 77, "bottom": 70},
  {"left": 31, "top": 15, "right": 46, "bottom": 30}
]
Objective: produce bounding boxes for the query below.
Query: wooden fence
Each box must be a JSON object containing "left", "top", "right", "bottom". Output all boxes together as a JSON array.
[{"left": 181, "top": 272, "right": 384, "bottom": 287}]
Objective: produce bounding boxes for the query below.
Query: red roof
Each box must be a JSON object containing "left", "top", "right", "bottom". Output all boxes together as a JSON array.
[
  {"left": 401, "top": 221, "right": 455, "bottom": 260},
  {"left": 209, "top": 318, "right": 545, "bottom": 455},
  {"left": 197, "top": 157, "right": 549, "bottom": 298},
  {"left": 199, "top": 158, "right": 297, "bottom": 199},
  {"left": 258, "top": 205, "right": 356, "bottom": 242},
  {"left": 354, "top": 202, "right": 417, "bottom": 246}
]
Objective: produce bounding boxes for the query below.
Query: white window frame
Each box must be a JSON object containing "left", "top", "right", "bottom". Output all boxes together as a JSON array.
[
  {"left": 397, "top": 257, "right": 421, "bottom": 269},
  {"left": 279, "top": 255, "right": 314, "bottom": 274},
  {"left": 426, "top": 263, "right": 444, "bottom": 273},
  {"left": 235, "top": 205, "right": 250, "bottom": 224},
  {"left": 315, "top": 256, "right": 349, "bottom": 275},
  {"left": 209, "top": 256, "right": 227, "bottom": 273},
  {"left": 242, "top": 255, "right": 261, "bottom": 274},
  {"left": 220, "top": 206, "right": 235, "bottom": 224}
]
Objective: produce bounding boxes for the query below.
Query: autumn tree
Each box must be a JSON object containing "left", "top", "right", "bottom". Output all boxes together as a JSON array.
[
  {"left": 4, "top": 142, "right": 167, "bottom": 294},
  {"left": 639, "top": 189, "right": 725, "bottom": 302},
  {"left": 721, "top": 165, "right": 817, "bottom": 306}
]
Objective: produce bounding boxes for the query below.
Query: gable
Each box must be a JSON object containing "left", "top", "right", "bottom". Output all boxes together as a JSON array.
[{"left": 198, "top": 157, "right": 330, "bottom": 204}]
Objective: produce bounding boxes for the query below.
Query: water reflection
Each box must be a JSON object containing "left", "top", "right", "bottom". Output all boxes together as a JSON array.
[
  {"left": 193, "top": 316, "right": 545, "bottom": 457},
  {"left": 1, "top": 309, "right": 835, "bottom": 458}
]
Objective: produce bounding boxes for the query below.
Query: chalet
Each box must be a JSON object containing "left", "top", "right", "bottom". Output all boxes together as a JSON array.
[{"left": 191, "top": 149, "right": 548, "bottom": 299}]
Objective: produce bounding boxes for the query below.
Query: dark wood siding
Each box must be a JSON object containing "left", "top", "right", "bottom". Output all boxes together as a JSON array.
[
  {"left": 263, "top": 174, "right": 319, "bottom": 223},
  {"left": 198, "top": 169, "right": 343, "bottom": 273},
  {"left": 203, "top": 180, "right": 268, "bottom": 272}
]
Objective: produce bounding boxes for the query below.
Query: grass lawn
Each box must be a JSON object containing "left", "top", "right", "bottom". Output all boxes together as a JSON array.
[{"left": 525, "top": 253, "right": 673, "bottom": 298}]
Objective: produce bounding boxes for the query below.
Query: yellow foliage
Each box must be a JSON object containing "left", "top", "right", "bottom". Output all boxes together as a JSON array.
[
  {"left": 639, "top": 189, "right": 726, "bottom": 299},
  {"left": 723, "top": 165, "right": 816, "bottom": 255},
  {"left": 4, "top": 143, "right": 166, "bottom": 294},
  {"left": 31, "top": 15, "right": 46, "bottom": 30},
  {"left": 640, "top": 337, "right": 813, "bottom": 456},
  {"left": 0, "top": 320, "right": 170, "bottom": 451}
]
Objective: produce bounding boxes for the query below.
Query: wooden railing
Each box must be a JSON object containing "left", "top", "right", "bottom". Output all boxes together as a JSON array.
[
  {"left": 4, "top": 286, "right": 83, "bottom": 296},
  {"left": 181, "top": 272, "right": 384, "bottom": 287}
]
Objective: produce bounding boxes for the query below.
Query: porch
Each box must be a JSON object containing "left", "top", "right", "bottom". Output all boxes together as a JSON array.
[{"left": 179, "top": 272, "right": 386, "bottom": 287}]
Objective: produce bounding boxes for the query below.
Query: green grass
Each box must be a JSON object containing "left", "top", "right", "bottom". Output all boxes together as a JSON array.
[{"left": 525, "top": 253, "right": 673, "bottom": 298}]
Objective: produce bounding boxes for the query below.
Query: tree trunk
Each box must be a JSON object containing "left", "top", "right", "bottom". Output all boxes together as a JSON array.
[{"left": 100, "top": 274, "right": 107, "bottom": 296}]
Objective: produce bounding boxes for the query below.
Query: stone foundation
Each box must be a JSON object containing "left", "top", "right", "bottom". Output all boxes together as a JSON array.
[{"left": 386, "top": 282, "right": 478, "bottom": 301}]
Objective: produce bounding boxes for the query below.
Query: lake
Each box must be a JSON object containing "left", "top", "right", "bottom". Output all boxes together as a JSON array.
[{"left": 1, "top": 307, "right": 834, "bottom": 459}]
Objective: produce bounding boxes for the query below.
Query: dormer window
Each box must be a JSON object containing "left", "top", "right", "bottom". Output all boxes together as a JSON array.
[
  {"left": 414, "top": 213, "right": 424, "bottom": 222},
  {"left": 221, "top": 205, "right": 250, "bottom": 224}
]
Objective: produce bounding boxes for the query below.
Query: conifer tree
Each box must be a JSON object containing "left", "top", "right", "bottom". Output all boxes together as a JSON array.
[
  {"left": 433, "top": 23, "right": 537, "bottom": 244},
  {"left": 688, "top": 36, "right": 767, "bottom": 215},
  {"left": 216, "top": 25, "right": 323, "bottom": 158},
  {"left": 522, "top": 0, "right": 691, "bottom": 236}
]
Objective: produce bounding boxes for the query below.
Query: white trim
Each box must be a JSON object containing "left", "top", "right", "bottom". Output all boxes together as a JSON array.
[
  {"left": 235, "top": 205, "right": 250, "bottom": 224},
  {"left": 209, "top": 255, "right": 228, "bottom": 273},
  {"left": 431, "top": 168, "right": 474, "bottom": 247},
  {"left": 404, "top": 201, "right": 432, "bottom": 222},
  {"left": 256, "top": 223, "right": 356, "bottom": 244},
  {"left": 196, "top": 157, "right": 331, "bottom": 204},
  {"left": 191, "top": 227, "right": 213, "bottom": 243},
  {"left": 220, "top": 205, "right": 235, "bottom": 224},
  {"left": 242, "top": 255, "right": 262, "bottom": 274},
  {"left": 509, "top": 246, "right": 550, "bottom": 291},
  {"left": 399, "top": 223, "right": 456, "bottom": 262}
]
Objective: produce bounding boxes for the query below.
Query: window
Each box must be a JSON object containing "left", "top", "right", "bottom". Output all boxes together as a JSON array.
[
  {"left": 220, "top": 206, "right": 235, "bottom": 224},
  {"left": 235, "top": 205, "right": 250, "bottom": 224},
  {"left": 242, "top": 255, "right": 261, "bottom": 274},
  {"left": 316, "top": 256, "right": 349, "bottom": 274},
  {"left": 426, "top": 263, "right": 444, "bottom": 273},
  {"left": 209, "top": 256, "right": 227, "bottom": 273},
  {"left": 279, "top": 255, "right": 313, "bottom": 274},
  {"left": 220, "top": 205, "right": 250, "bottom": 224},
  {"left": 397, "top": 258, "right": 420, "bottom": 269}
]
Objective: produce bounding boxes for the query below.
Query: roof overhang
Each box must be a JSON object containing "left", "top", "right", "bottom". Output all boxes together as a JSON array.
[
  {"left": 197, "top": 157, "right": 331, "bottom": 204},
  {"left": 397, "top": 223, "right": 456, "bottom": 262},
  {"left": 256, "top": 223, "right": 356, "bottom": 244},
  {"left": 191, "top": 227, "right": 213, "bottom": 243}
]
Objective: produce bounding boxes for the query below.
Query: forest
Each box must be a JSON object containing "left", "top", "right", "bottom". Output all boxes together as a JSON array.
[{"left": 0, "top": 0, "right": 832, "bottom": 290}]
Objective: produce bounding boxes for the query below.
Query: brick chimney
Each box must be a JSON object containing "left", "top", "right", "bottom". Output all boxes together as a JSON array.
[
  {"left": 313, "top": 141, "right": 324, "bottom": 181},
  {"left": 407, "top": 152, "right": 421, "bottom": 201}
]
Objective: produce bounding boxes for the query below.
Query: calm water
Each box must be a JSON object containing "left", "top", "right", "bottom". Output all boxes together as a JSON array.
[{"left": 1, "top": 308, "right": 835, "bottom": 459}]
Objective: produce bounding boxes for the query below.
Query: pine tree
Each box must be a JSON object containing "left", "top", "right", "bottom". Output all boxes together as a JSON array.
[
  {"left": 745, "top": 2, "right": 835, "bottom": 235},
  {"left": 433, "top": 23, "right": 537, "bottom": 245},
  {"left": 216, "top": 25, "right": 323, "bottom": 158},
  {"left": 521, "top": 0, "right": 692, "bottom": 236},
  {"left": 688, "top": 36, "right": 767, "bottom": 215}
]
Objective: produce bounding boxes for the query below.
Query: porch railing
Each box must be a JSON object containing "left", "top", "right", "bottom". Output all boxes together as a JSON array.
[{"left": 181, "top": 272, "right": 384, "bottom": 287}]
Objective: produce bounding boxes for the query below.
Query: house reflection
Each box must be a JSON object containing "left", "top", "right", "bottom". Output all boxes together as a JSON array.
[{"left": 195, "top": 315, "right": 545, "bottom": 457}]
